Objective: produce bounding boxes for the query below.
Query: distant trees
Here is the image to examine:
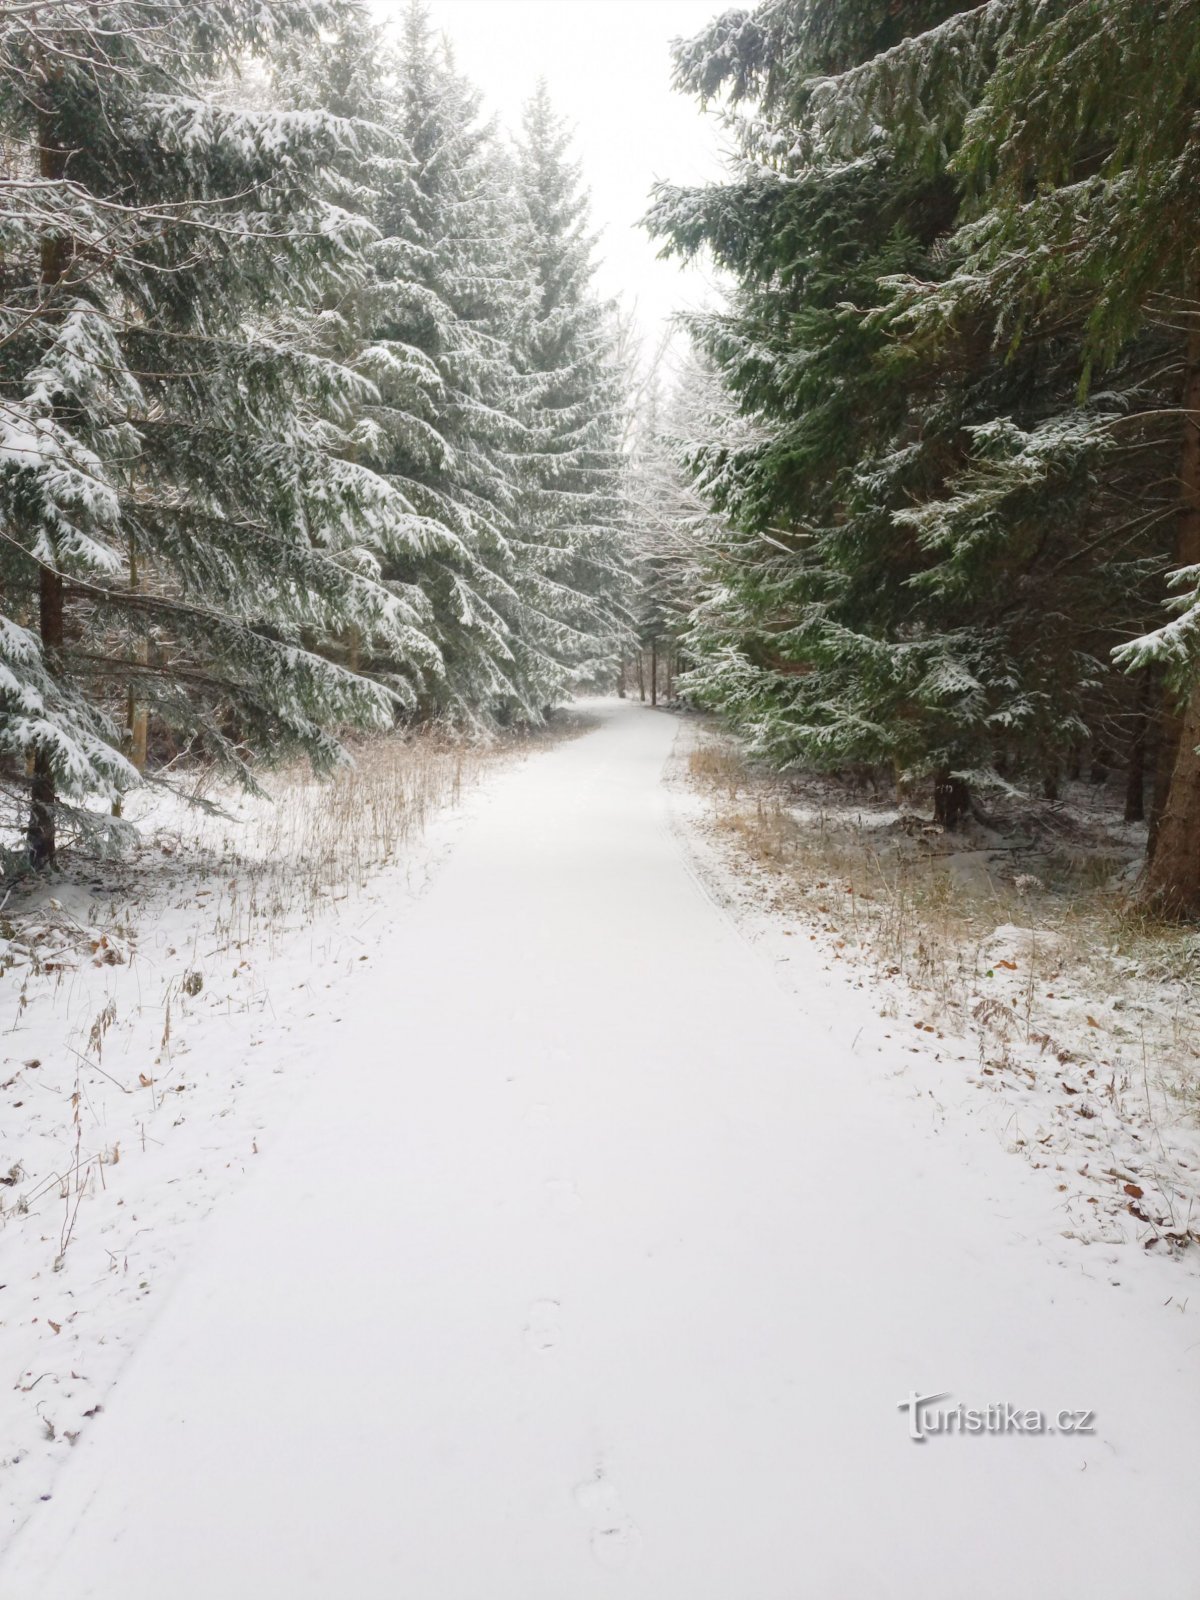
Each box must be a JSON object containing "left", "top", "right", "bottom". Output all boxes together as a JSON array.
[
  {"left": 649, "top": 0, "right": 1200, "bottom": 914},
  {"left": 513, "top": 84, "right": 632, "bottom": 697},
  {"left": 0, "top": 0, "right": 631, "bottom": 867},
  {"left": 624, "top": 353, "right": 744, "bottom": 706}
]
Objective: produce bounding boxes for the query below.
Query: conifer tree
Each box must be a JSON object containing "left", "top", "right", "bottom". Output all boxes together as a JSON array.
[
  {"left": 511, "top": 85, "right": 631, "bottom": 693},
  {"left": 290, "top": 4, "right": 566, "bottom": 727},
  {"left": 0, "top": 1, "right": 436, "bottom": 866},
  {"left": 625, "top": 356, "right": 735, "bottom": 703},
  {"left": 649, "top": 0, "right": 1177, "bottom": 841},
  {"left": 285, "top": 7, "right": 633, "bottom": 726},
  {"left": 730, "top": 0, "right": 1200, "bottom": 907}
]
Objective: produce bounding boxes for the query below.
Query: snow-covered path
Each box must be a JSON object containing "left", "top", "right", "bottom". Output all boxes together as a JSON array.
[{"left": 4, "top": 700, "right": 1196, "bottom": 1598}]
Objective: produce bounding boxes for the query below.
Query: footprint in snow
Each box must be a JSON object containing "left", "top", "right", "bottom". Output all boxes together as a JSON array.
[{"left": 574, "top": 1474, "right": 642, "bottom": 1572}]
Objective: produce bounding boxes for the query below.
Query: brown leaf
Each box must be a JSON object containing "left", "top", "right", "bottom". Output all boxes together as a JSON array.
[
  {"left": 1086, "top": 1015, "right": 1100, "bottom": 1028},
  {"left": 1123, "top": 1182, "right": 1144, "bottom": 1199},
  {"left": 47, "top": 1320, "right": 60, "bottom": 1334},
  {"left": 997, "top": 958, "right": 1018, "bottom": 971}
]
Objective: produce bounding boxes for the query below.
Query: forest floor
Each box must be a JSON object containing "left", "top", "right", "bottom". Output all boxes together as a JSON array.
[
  {"left": 0, "top": 698, "right": 1197, "bottom": 1598},
  {"left": 679, "top": 719, "right": 1200, "bottom": 1257}
]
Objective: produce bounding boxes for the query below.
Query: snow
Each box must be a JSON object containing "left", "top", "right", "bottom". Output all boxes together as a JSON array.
[{"left": 1, "top": 699, "right": 1197, "bottom": 1597}]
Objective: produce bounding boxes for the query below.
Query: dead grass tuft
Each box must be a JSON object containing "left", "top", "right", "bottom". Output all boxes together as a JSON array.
[{"left": 686, "top": 732, "right": 1200, "bottom": 1117}]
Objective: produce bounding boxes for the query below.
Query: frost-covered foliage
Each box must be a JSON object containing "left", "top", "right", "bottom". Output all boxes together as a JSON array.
[
  {"left": 625, "top": 351, "right": 747, "bottom": 674},
  {"left": 279, "top": 9, "right": 631, "bottom": 729},
  {"left": 0, "top": 0, "right": 632, "bottom": 865},
  {"left": 0, "top": 1, "right": 424, "bottom": 862},
  {"left": 649, "top": 0, "right": 1195, "bottom": 861},
  {"left": 511, "top": 84, "right": 633, "bottom": 693}
]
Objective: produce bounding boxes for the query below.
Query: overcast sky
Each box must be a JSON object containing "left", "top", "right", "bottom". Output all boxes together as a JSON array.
[{"left": 369, "top": 0, "right": 729, "bottom": 355}]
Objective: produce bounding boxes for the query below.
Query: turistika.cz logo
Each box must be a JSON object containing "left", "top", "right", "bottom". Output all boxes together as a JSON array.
[{"left": 898, "top": 1392, "right": 1096, "bottom": 1443}]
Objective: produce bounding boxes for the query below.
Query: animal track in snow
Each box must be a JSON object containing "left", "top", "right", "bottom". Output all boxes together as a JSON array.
[{"left": 573, "top": 1473, "right": 642, "bottom": 1571}]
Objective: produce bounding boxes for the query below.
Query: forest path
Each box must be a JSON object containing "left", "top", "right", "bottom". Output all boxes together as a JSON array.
[{"left": 3, "top": 699, "right": 1195, "bottom": 1599}]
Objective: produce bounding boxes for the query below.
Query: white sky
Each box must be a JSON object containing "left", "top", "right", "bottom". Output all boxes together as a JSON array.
[{"left": 368, "top": 0, "right": 729, "bottom": 355}]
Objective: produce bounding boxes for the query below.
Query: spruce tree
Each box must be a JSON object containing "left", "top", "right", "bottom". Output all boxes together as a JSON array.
[
  {"left": 291, "top": 3, "right": 565, "bottom": 727},
  {"left": 511, "top": 84, "right": 632, "bottom": 694},
  {"left": 625, "top": 358, "right": 734, "bottom": 703},
  {"left": 0, "top": 1, "right": 437, "bottom": 867},
  {"left": 756, "top": 0, "right": 1200, "bottom": 908},
  {"left": 649, "top": 0, "right": 1175, "bottom": 836},
  {"left": 284, "top": 7, "right": 633, "bottom": 727}
]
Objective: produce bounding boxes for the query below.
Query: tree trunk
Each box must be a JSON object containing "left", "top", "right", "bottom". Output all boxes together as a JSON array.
[
  {"left": 28, "top": 566, "right": 63, "bottom": 867},
  {"left": 1145, "top": 688, "right": 1200, "bottom": 917},
  {"left": 650, "top": 639, "right": 658, "bottom": 708},
  {"left": 616, "top": 659, "right": 626, "bottom": 699},
  {"left": 28, "top": 121, "right": 68, "bottom": 868},
  {"left": 113, "top": 538, "right": 149, "bottom": 818},
  {"left": 129, "top": 662, "right": 149, "bottom": 773},
  {"left": 932, "top": 769, "right": 970, "bottom": 831},
  {"left": 1144, "top": 308, "right": 1200, "bottom": 916},
  {"left": 1124, "top": 671, "right": 1150, "bottom": 824},
  {"left": 636, "top": 651, "right": 645, "bottom": 702},
  {"left": 1148, "top": 700, "right": 1179, "bottom": 855},
  {"left": 665, "top": 645, "right": 674, "bottom": 702}
]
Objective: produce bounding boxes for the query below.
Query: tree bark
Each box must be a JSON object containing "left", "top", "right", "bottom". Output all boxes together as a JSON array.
[
  {"left": 27, "top": 118, "right": 68, "bottom": 868},
  {"left": 1123, "top": 671, "right": 1150, "bottom": 824},
  {"left": 28, "top": 566, "right": 64, "bottom": 867},
  {"left": 932, "top": 769, "right": 970, "bottom": 831},
  {"left": 1143, "top": 309, "right": 1200, "bottom": 916},
  {"left": 636, "top": 651, "right": 645, "bottom": 702},
  {"left": 650, "top": 639, "right": 658, "bottom": 707}
]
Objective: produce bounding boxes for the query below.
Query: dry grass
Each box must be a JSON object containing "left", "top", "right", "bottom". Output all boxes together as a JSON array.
[
  {"left": 686, "top": 732, "right": 1200, "bottom": 1117},
  {"left": 0, "top": 716, "right": 584, "bottom": 1015}
]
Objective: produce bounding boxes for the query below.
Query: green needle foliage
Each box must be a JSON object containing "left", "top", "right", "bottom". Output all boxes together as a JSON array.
[
  {"left": 650, "top": 0, "right": 1200, "bottom": 910},
  {"left": 0, "top": 0, "right": 632, "bottom": 867}
]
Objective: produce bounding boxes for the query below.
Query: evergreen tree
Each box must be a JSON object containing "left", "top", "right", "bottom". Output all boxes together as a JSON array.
[
  {"left": 289, "top": 4, "right": 568, "bottom": 728},
  {"left": 625, "top": 356, "right": 736, "bottom": 703},
  {"left": 285, "top": 8, "right": 633, "bottom": 727},
  {"left": 648, "top": 1, "right": 1175, "bottom": 838},
  {"left": 742, "top": 0, "right": 1200, "bottom": 908},
  {"left": 511, "top": 84, "right": 632, "bottom": 694},
  {"left": 0, "top": 0, "right": 436, "bottom": 867},
  {"left": 372, "top": 10, "right": 544, "bottom": 725}
]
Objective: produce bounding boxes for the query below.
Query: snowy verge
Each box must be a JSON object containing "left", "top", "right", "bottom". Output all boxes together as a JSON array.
[
  {"left": 0, "top": 724, "right": 570, "bottom": 1549},
  {"left": 664, "top": 719, "right": 1200, "bottom": 1261}
]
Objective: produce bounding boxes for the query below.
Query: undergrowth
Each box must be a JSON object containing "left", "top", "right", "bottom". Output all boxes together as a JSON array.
[{"left": 686, "top": 733, "right": 1200, "bottom": 1121}]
